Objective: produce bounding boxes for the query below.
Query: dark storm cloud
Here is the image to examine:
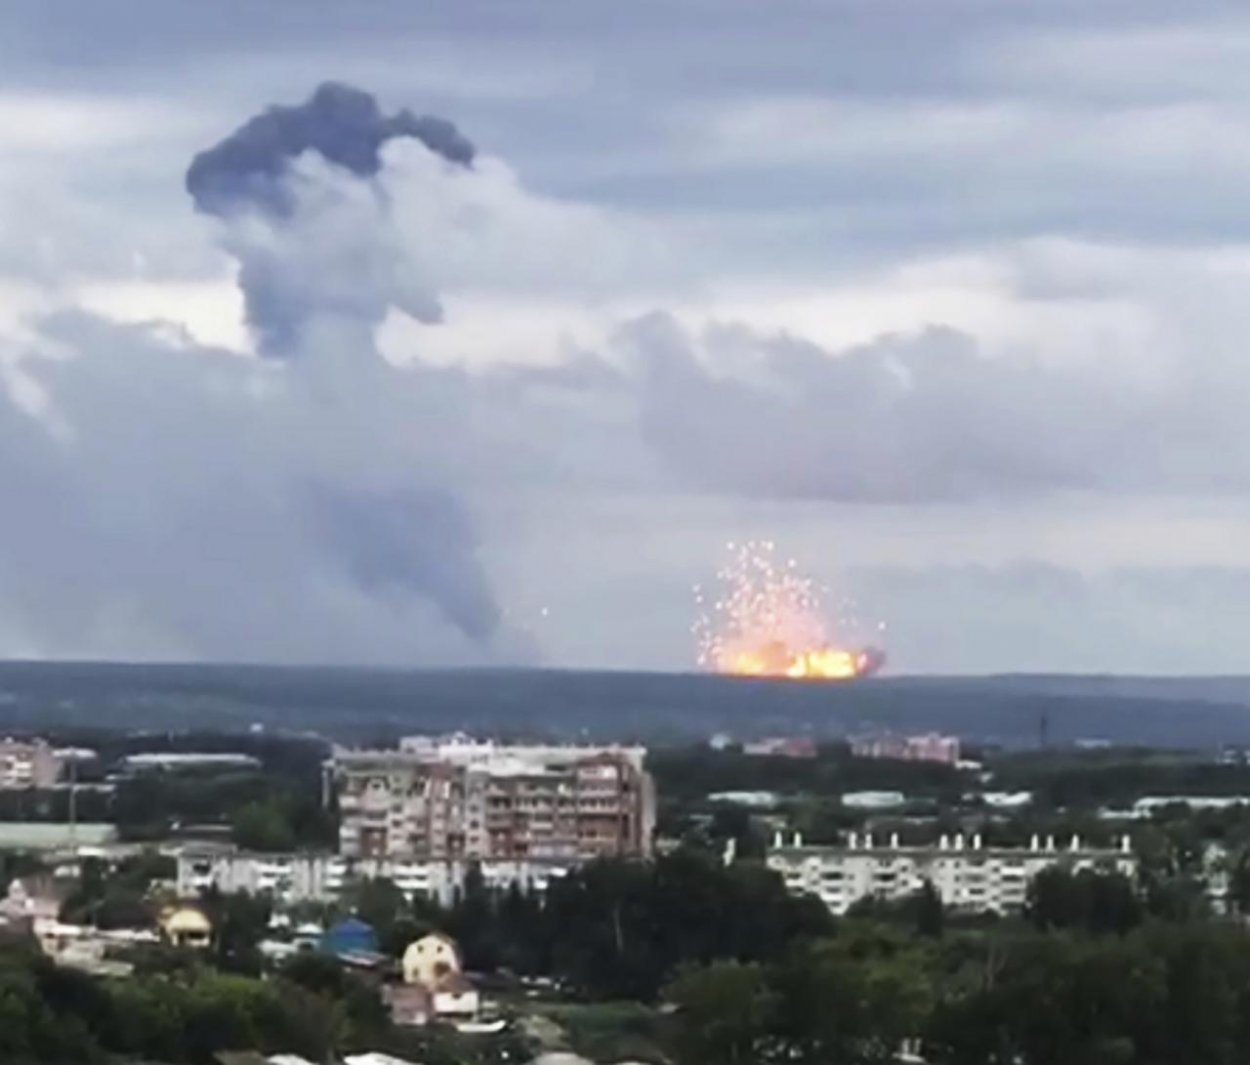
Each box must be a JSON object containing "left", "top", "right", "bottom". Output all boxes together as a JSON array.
[{"left": 185, "top": 81, "right": 474, "bottom": 217}]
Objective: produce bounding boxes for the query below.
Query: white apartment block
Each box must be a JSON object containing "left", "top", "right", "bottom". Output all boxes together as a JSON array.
[
  {"left": 176, "top": 847, "right": 574, "bottom": 907},
  {"left": 767, "top": 831, "right": 1137, "bottom": 915},
  {"left": 329, "top": 736, "right": 655, "bottom": 863},
  {"left": 177, "top": 849, "right": 349, "bottom": 904},
  {"left": 0, "top": 738, "right": 62, "bottom": 789}
]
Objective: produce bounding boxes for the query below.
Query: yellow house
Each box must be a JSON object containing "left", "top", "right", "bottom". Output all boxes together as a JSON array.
[
  {"left": 159, "top": 904, "right": 212, "bottom": 949},
  {"left": 402, "top": 932, "right": 462, "bottom": 987}
]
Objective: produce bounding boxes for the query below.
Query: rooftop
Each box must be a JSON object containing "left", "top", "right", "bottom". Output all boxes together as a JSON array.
[{"left": 0, "top": 823, "right": 116, "bottom": 850}]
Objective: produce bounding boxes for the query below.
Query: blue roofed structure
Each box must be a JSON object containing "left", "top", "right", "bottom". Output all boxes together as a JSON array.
[{"left": 320, "top": 917, "right": 380, "bottom": 959}]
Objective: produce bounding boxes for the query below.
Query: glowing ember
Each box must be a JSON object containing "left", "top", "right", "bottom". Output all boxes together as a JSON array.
[{"left": 693, "top": 540, "right": 885, "bottom": 681}]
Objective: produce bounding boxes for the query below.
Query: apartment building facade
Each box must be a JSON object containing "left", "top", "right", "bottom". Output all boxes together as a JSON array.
[
  {"left": 330, "top": 737, "right": 655, "bottom": 863},
  {"left": 0, "top": 738, "right": 62, "bottom": 789},
  {"left": 176, "top": 847, "right": 574, "bottom": 906},
  {"left": 767, "top": 831, "right": 1137, "bottom": 915}
]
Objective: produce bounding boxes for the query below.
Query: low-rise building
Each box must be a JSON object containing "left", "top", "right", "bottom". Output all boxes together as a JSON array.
[
  {"left": 394, "top": 932, "right": 480, "bottom": 1027},
  {"left": 850, "top": 732, "right": 961, "bottom": 765},
  {"left": 176, "top": 847, "right": 570, "bottom": 906},
  {"left": 159, "top": 904, "right": 212, "bottom": 948},
  {"left": 841, "top": 790, "right": 907, "bottom": 810},
  {"left": 120, "top": 752, "right": 262, "bottom": 774},
  {"left": 742, "top": 737, "right": 818, "bottom": 759},
  {"left": 767, "top": 831, "right": 1136, "bottom": 915},
  {"left": 402, "top": 932, "right": 461, "bottom": 987},
  {"left": 980, "top": 791, "right": 1034, "bottom": 810},
  {"left": 0, "top": 823, "right": 118, "bottom": 854},
  {"left": 707, "top": 790, "right": 782, "bottom": 809},
  {"left": 1128, "top": 796, "right": 1250, "bottom": 818},
  {"left": 431, "top": 971, "right": 479, "bottom": 1018}
]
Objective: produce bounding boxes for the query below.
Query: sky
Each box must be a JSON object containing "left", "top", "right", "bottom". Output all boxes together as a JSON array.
[{"left": 2, "top": 0, "right": 1250, "bottom": 674}]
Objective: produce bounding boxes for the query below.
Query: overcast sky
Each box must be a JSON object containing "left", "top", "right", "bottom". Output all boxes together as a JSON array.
[{"left": 2, "top": 0, "right": 1250, "bottom": 674}]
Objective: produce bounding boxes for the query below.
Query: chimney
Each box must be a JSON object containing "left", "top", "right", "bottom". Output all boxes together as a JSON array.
[
  {"left": 973, "top": 833, "right": 982, "bottom": 850},
  {"left": 1070, "top": 834, "right": 1080, "bottom": 852},
  {"left": 1030, "top": 834, "right": 1039, "bottom": 852},
  {"left": 864, "top": 833, "right": 873, "bottom": 850},
  {"left": 773, "top": 830, "right": 783, "bottom": 849},
  {"left": 1121, "top": 835, "right": 1131, "bottom": 854},
  {"left": 848, "top": 831, "right": 858, "bottom": 849},
  {"left": 1046, "top": 835, "right": 1055, "bottom": 852},
  {"left": 955, "top": 833, "right": 965, "bottom": 850},
  {"left": 939, "top": 834, "right": 948, "bottom": 850},
  {"left": 890, "top": 832, "right": 900, "bottom": 849},
  {"left": 793, "top": 831, "right": 804, "bottom": 847}
]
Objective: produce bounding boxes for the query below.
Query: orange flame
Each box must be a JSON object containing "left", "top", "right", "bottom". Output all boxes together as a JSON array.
[
  {"left": 725, "top": 644, "right": 877, "bottom": 680},
  {"left": 694, "top": 542, "right": 884, "bottom": 682}
]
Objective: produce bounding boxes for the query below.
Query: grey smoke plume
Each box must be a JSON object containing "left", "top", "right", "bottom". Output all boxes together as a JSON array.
[
  {"left": 185, "top": 81, "right": 475, "bottom": 217},
  {"left": 78, "top": 86, "right": 508, "bottom": 655},
  {"left": 305, "top": 485, "right": 501, "bottom": 642},
  {"left": 188, "top": 83, "right": 464, "bottom": 357}
]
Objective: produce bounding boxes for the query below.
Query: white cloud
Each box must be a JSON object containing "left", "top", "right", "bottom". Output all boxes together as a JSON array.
[
  {"left": 72, "top": 278, "right": 249, "bottom": 351},
  {"left": 0, "top": 93, "right": 187, "bottom": 155}
]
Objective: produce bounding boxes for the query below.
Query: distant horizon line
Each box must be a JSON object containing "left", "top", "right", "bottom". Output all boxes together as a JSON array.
[{"left": 0, "top": 658, "right": 1245, "bottom": 683}]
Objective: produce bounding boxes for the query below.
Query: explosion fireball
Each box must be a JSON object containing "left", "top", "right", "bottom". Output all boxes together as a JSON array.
[{"left": 693, "top": 540, "right": 885, "bottom": 681}]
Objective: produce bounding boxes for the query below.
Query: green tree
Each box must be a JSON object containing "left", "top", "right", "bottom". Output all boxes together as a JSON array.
[
  {"left": 1227, "top": 848, "right": 1250, "bottom": 915},
  {"left": 200, "top": 888, "right": 271, "bottom": 975},
  {"left": 344, "top": 876, "right": 406, "bottom": 949},
  {"left": 1025, "top": 867, "right": 1142, "bottom": 935},
  {"left": 914, "top": 879, "right": 945, "bottom": 938},
  {"left": 771, "top": 933, "right": 932, "bottom": 1065},
  {"left": 666, "top": 960, "right": 777, "bottom": 1065},
  {"left": 231, "top": 799, "right": 296, "bottom": 852}
]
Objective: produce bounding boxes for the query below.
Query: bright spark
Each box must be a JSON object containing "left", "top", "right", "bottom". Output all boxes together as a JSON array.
[{"left": 692, "top": 540, "right": 885, "bottom": 681}]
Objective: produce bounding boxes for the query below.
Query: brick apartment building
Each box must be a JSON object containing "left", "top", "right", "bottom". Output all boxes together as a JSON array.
[{"left": 329, "top": 736, "right": 656, "bottom": 863}]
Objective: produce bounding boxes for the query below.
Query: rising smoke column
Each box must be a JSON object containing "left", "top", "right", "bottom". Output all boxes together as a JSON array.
[
  {"left": 694, "top": 540, "right": 885, "bottom": 679},
  {"left": 185, "top": 83, "right": 502, "bottom": 646}
]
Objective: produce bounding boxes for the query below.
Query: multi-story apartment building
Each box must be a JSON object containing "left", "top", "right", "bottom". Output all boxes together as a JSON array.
[
  {"left": 0, "top": 738, "right": 62, "bottom": 789},
  {"left": 329, "top": 736, "right": 655, "bottom": 863},
  {"left": 767, "top": 831, "right": 1136, "bottom": 915}
]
